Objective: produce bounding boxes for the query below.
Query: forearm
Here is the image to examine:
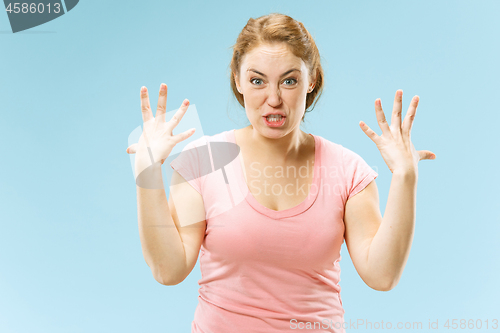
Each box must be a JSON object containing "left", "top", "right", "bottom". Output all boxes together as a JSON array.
[
  {"left": 366, "top": 170, "right": 417, "bottom": 290},
  {"left": 136, "top": 160, "right": 187, "bottom": 285}
]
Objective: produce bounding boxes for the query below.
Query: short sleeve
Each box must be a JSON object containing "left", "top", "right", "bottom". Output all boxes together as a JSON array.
[
  {"left": 169, "top": 138, "right": 210, "bottom": 195},
  {"left": 341, "top": 145, "right": 378, "bottom": 200}
]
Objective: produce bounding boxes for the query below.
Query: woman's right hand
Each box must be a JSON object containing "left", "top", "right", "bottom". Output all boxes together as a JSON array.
[{"left": 126, "top": 84, "right": 196, "bottom": 172}]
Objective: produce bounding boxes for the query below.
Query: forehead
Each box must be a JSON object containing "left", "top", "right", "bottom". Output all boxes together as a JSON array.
[{"left": 241, "top": 43, "right": 305, "bottom": 71}]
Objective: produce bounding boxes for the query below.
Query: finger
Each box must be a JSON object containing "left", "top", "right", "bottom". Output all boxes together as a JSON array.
[
  {"left": 359, "top": 121, "right": 381, "bottom": 145},
  {"left": 140, "top": 86, "right": 153, "bottom": 124},
  {"left": 390, "top": 90, "right": 403, "bottom": 136},
  {"left": 150, "top": 84, "right": 168, "bottom": 145},
  {"left": 164, "top": 99, "right": 190, "bottom": 135},
  {"left": 374, "top": 98, "right": 391, "bottom": 136},
  {"left": 403, "top": 96, "right": 419, "bottom": 136},
  {"left": 173, "top": 127, "right": 196, "bottom": 145},
  {"left": 418, "top": 150, "right": 436, "bottom": 160},
  {"left": 126, "top": 143, "right": 138, "bottom": 154},
  {"left": 156, "top": 83, "right": 168, "bottom": 123}
]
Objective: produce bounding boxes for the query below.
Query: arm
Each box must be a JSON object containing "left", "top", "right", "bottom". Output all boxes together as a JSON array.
[
  {"left": 347, "top": 89, "right": 435, "bottom": 291},
  {"left": 131, "top": 84, "right": 206, "bottom": 286},
  {"left": 136, "top": 159, "right": 187, "bottom": 285},
  {"left": 368, "top": 170, "right": 416, "bottom": 290},
  {"left": 344, "top": 172, "right": 416, "bottom": 291},
  {"left": 136, "top": 157, "right": 206, "bottom": 286}
]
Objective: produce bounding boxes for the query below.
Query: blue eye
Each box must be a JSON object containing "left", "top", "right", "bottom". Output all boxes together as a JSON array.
[
  {"left": 283, "top": 78, "right": 297, "bottom": 85},
  {"left": 250, "top": 78, "right": 263, "bottom": 85}
]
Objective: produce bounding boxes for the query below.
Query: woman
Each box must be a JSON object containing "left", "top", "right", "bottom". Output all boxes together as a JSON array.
[{"left": 126, "top": 13, "right": 435, "bottom": 333}]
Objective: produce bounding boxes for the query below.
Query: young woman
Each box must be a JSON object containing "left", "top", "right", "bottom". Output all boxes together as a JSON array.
[{"left": 126, "top": 13, "right": 435, "bottom": 333}]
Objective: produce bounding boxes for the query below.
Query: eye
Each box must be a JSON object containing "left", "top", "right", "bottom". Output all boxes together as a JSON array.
[
  {"left": 250, "top": 78, "right": 263, "bottom": 85},
  {"left": 283, "top": 78, "right": 298, "bottom": 86}
]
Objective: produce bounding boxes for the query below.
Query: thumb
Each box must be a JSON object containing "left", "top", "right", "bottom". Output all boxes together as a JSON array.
[
  {"left": 126, "top": 143, "right": 138, "bottom": 154},
  {"left": 418, "top": 150, "right": 436, "bottom": 160}
]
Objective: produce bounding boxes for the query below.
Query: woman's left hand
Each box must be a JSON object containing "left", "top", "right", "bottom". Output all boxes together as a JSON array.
[{"left": 359, "top": 90, "right": 436, "bottom": 175}]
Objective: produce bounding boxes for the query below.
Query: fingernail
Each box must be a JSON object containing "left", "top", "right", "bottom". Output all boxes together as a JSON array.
[
  {"left": 161, "top": 84, "right": 166, "bottom": 91},
  {"left": 183, "top": 99, "right": 189, "bottom": 106},
  {"left": 141, "top": 86, "right": 146, "bottom": 93}
]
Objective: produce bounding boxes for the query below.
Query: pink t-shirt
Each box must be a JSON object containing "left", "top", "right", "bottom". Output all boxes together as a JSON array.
[{"left": 169, "top": 129, "right": 378, "bottom": 333}]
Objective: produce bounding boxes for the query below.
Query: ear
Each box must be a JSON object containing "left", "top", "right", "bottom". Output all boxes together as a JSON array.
[
  {"left": 234, "top": 73, "right": 242, "bottom": 93},
  {"left": 308, "top": 70, "right": 317, "bottom": 93},
  {"left": 308, "top": 82, "right": 316, "bottom": 93}
]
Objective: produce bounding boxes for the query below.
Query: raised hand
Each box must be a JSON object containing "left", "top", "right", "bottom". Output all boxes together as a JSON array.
[
  {"left": 359, "top": 89, "right": 436, "bottom": 175},
  {"left": 126, "top": 84, "right": 195, "bottom": 170}
]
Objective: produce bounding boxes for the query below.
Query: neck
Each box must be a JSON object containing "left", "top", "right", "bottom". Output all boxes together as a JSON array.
[{"left": 244, "top": 125, "right": 309, "bottom": 163}]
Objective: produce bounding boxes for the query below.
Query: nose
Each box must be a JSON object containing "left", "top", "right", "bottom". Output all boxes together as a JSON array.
[{"left": 267, "top": 86, "right": 282, "bottom": 107}]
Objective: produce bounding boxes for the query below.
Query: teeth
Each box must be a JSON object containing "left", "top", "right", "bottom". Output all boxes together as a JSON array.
[{"left": 266, "top": 115, "right": 283, "bottom": 122}]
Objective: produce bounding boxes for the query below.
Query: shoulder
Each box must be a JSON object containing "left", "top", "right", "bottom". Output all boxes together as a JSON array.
[
  {"left": 174, "top": 130, "right": 239, "bottom": 167},
  {"left": 193, "top": 130, "right": 233, "bottom": 144},
  {"left": 319, "top": 135, "right": 367, "bottom": 163},
  {"left": 177, "top": 130, "right": 229, "bottom": 151},
  {"left": 314, "top": 135, "right": 361, "bottom": 158},
  {"left": 311, "top": 133, "right": 344, "bottom": 161},
  {"left": 311, "top": 134, "right": 373, "bottom": 174}
]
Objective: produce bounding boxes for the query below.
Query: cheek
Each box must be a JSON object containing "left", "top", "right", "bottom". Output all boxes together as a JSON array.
[
  {"left": 244, "top": 90, "right": 266, "bottom": 107},
  {"left": 284, "top": 90, "right": 307, "bottom": 105}
]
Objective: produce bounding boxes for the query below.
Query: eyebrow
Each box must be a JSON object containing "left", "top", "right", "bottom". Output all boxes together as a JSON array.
[{"left": 246, "top": 68, "right": 301, "bottom": 78}]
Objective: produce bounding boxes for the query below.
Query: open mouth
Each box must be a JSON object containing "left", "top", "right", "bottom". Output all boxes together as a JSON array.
[{"left": 263, "top": 115, "right": 286, "bottom": 127}]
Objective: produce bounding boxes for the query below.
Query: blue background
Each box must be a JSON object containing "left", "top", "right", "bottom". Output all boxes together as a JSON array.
[{"left": 1, "top": 1, "right": 499, "bottom": 332}]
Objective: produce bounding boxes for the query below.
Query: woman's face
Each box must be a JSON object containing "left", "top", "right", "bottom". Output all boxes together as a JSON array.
[{"left": 235, "top": 42, "right": 315, "bottom": 139}]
